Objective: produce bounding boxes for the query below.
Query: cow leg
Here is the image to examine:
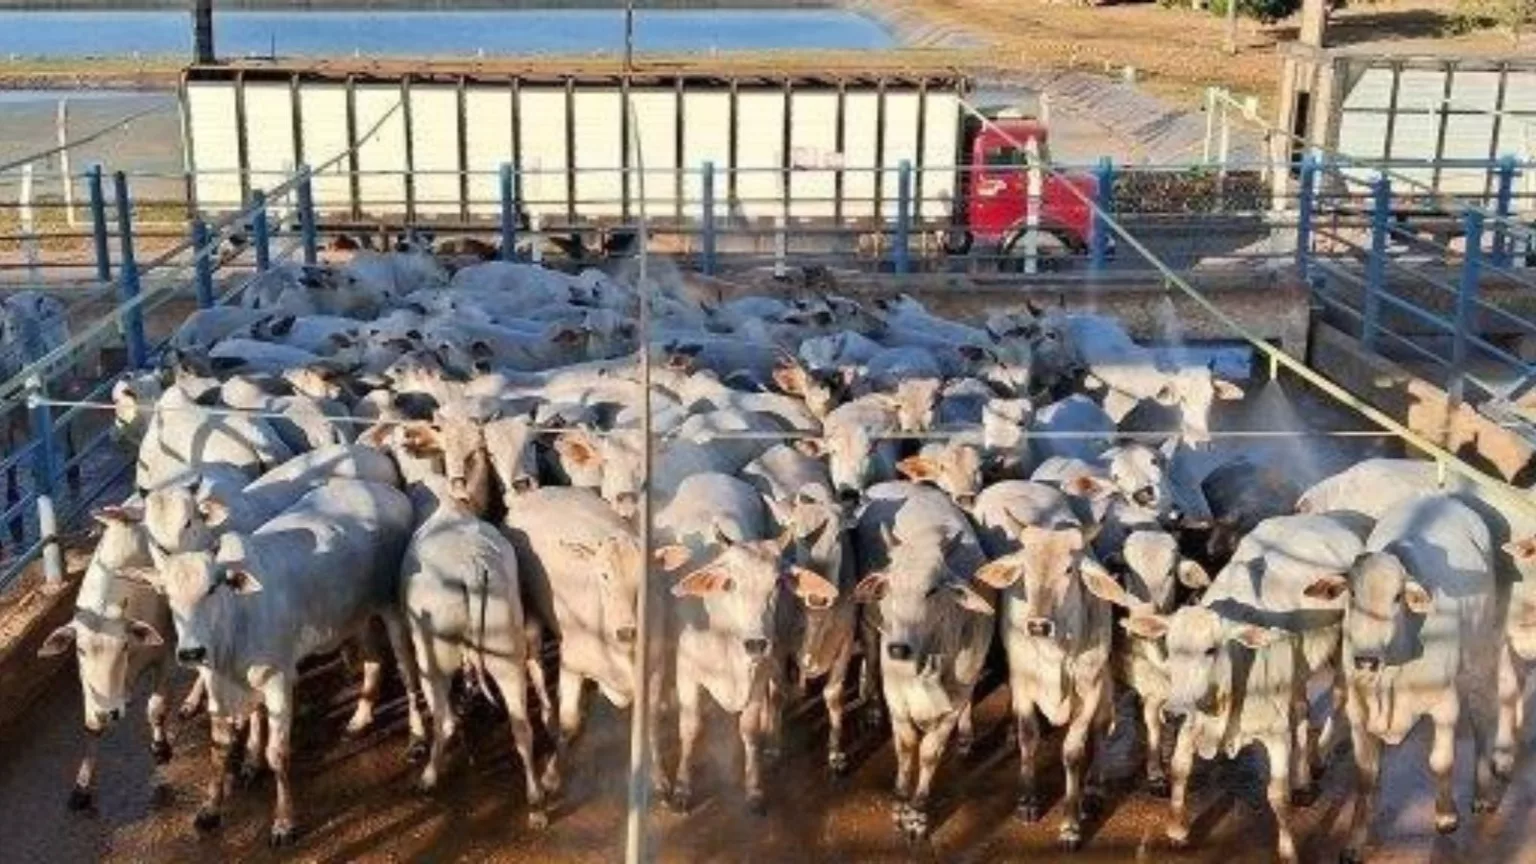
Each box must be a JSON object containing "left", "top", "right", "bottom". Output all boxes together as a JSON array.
[
  {"left": 6, "top": 461, "right": 21, "bottom": 545},
  {"left": 415, "top": 639, "right": 457, "bottom": 793},
  {"left": 241, "top": 704, "right": 268, "bottom": 786},
  {"left": 1471, "top": 687, "right": 1501, "bottom": 815},
  {"left": 179, "top": 672, "right": 207, "bottom": 719},
  {"left": 69, "top": 733, "right": 99, "bottom": 811},
  {"left": 1142, "top": 695, "right": 1169, "bottom": 797},
  {"left": 346, "top": 655, "right": 384, "bottom": 735},
  {"left": 195, "top": 713, "right": 239, "bottom": 832},
  {"left": 146, "top": 669, "right": 173, "bottom": 796},
  {"left": 891, "top": 719, "right": 919, "bottom": 830},
  {"left": 955, "top": 698, "right": 975, "bottom": 758},
  {"left": 823, "top": 642, "right": 852, "bottom": 776},
  {"left": 1291, "top": 696, "right": 1318, "bottom": 805},
  {"left": 525, "top": 625, "right": 554, "bottom": 732},
  {"left": 1494, "top": 642, "right": 1526, "bottom": 781},
  {"left": 671, "top": 673, "right": 702, "bottom": 813},
  {"left": 1014, "top": 699, "right": 1043, "bottom": 823},
  {"left": 484, "top": 652, "right": 547, "bottom": 830},
  {"left": 541, "top": 666, "right": 586, "bottom": 797},
  {"left": 1343, "top": 729, "right": 1381, "bottom": 863},
  {"left": 760, "top": 673, "right": 783, "bottom": 766},
  {"left": 740, "top": 695, "right": 767, "bottom": 814},
  {"left": 1430, "top": 700, "right": 1461, "bottom": 835},
  {"left": 1316, "top": 661, "right": 1348, "bottom": 764},
  {"left": 907, "top": 714, "right": 958, "bottom": 840},
  {"left": 1166, "top": 720, "right": 1197, "bottom": 848},
  {"left": 380, "top": 611, "right": 428, "bottom": 758},
  {"left": 260, "top": 675, "right": 298, "bottom": 847},
  {"left": 859, "top": 620, "right": 885, "bottom": 729},
  {"left": 1267, "top": 737, "right": 1297, "bottom": 864},
  {"left": 1059, "top": 704, "right": 1097, "bottom": 850}
]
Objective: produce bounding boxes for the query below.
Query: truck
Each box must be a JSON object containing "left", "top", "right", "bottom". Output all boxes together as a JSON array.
[{"left": 181, "top": 59, "right": 1100, "bottom": 263}]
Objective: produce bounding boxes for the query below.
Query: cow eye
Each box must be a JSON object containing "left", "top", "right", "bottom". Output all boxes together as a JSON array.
[
  {"left": 1394, "top": 591, "right": 1403, "bottom": 604},
  {"left": 1205, "top": 646, "right": 1218, "bottom": 657}
]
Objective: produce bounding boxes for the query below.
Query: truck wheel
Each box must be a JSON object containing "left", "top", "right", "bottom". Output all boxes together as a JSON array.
[{"left": 942, "top": 228, "right": 973, "bottom": 256}]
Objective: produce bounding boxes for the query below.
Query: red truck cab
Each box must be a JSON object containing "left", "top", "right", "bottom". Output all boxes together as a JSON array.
[{"left": 955, "top": 113, "right": 1100, "bottom": 258}]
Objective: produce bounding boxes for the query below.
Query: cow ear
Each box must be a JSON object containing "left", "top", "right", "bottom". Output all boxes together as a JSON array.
[
  {"left": 653, "top": 545, "right": 692, "bottom": 572},
  {"left": 1081, "top": 373, "right": 1106, "bottom": 392},
  {"left": 1302, "top": 573, "right": 1349, "bottom": 602},
  {"left": 896, "top": 455, "right": 938, "bottom": 483},
  {"left": 1214, "top": 379, "right": 1245, "bottom": 401},
  {"left": 1079, "top": 558, "right": 1139, "bottom": 607},
  {"left": 1229, "top": 625, "right": 1281, "bottom": 650},
  {"left": 223, "top": 569, "right": 264, "bottom": 595},
  {"left": 672, "top": 566, "right": 734, "bottom": 598},
  {"left": 853, "top": 572, "right": 889, "bottom": 603},
  {"left": 401, "top": 423, "right": 445, "bottom": 457},
  {"left": 1066, "top": 474, "right": 1116, "bottom": 501},
  {"left": 1503, "top": 537, "right": 1536, "bottom": 564},
  {"left": 975, "top": 556, "right": 1023, "bottom": 589},
  {"left": 949, "top": 583, "right": 994, "bottom": 616},
  {"left": 554, "top": 432, "right": 601, "bottom": 469},
  {"left": 94, "top": 503, "right": 144, "bottom": 526},
  {"left": 794, "top": 437, "right": 826, "bottom": 458},
  {"left": 1177, "top": 560, "right": 1212, "bottom": 589},
  {"left": 1402, "top": 581, "right": 1434, "bottom": 615},
  {"left": 772, "top": 363, "right": 806, "bottom": 396},
  {"left": 784, "top": 566, "right": 839, "bottom": 609},
  {"left": 1122, "top": 614, "right": 1169, "bottom": 640},
  {"left": 198, "top": 496, "right": 230, "bottom": 529},
  {"left": 37, "top": 624, "right": 76, "bottom": 658},
  {"left": 126, "top": 619, "right": 165, "bottom": 647}
]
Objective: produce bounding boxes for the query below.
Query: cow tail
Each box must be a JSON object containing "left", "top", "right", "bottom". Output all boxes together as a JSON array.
[{"left": 471, "top": 559, "right": 492, "bottom": 704}]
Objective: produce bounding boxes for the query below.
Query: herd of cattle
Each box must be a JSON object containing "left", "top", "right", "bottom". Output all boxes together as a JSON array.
[{"left": 18, "top": 250, "right": 1536, "bottom": 863}]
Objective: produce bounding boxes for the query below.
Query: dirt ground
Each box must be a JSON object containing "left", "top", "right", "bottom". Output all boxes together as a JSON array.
[{"left": 905, "top": 0, "right": 1536, "bottom": 111}]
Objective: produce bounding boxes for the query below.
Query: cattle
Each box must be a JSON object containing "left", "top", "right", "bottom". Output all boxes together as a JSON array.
[
  {"left": 399, "top": 472, "right": 546, "bottom": 828},
  {"left": 37, "top": 502, "right": 174, "bottom": 811},
  {"left": 971, "top": 479, "right": 1113, "bottom": 848},
  {"left": 1302, "top": 495, "right": 1502, "bottom": 863},
  {"left": 654, "top": 472, "right": 838, "bottom": 813},
  {"left": 854, "top": 481, "right": 993, "bottom": 840},
  {"left": 137, "top": 480, "right": 418, "bottom": 845},
  {"left": 130, "top": 385, "right": 294, "bottom": 493}
]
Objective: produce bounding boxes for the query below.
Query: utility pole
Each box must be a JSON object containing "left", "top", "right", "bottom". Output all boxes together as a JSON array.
[
  {"left": 624, "top": 0, "right": 635, "bottom": 72},
  {"left": 1224, "top": 0, "right": 1239, "bottom": 54},
  {"left": 192, "top": 0, "right": 215, "bottom": 64}
]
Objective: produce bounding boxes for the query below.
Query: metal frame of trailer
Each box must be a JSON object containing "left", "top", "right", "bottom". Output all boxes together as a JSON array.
[{"left": 179, "top": 60, "right": 975, "bottom": 234}]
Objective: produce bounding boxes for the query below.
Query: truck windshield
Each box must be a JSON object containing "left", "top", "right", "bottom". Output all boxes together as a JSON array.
[{"left": 983, "top": 146, "right": 1032, "bottom": 167}]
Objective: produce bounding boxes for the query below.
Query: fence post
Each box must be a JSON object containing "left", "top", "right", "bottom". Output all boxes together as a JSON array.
[
  {"left": 894, "top": 159, "right": 912, "bottom": 274},
  {"left": 702, "top": 161, "right": 717, "bottom": 276},
  {"left": 20, "top": 164, "right": 40, "bottom": 282},
  {"left": 1090, "top": 156, "right": 1115, "bottom": 272},
  {"left": 87, "top": 164, "right": 111, "bottom": 282},
  {"left": 1491, "top": 154, "right": 1516, "bottom": 269},
  {"left": 1295, "top": 153, "right": 1318, "bottom": 277},
  {"left": 192, "top": 217, "right": 215, "bottom": 309},
  {"left": 26, "top": 377, "right": 64, "bottom": 588},
  {"left": 1451, "top": 209, "right": 1485, "bottom": 409},
  {"left": 1363, "top": 172, "right": 1391, "bottom": 351},
  {"left": 1024, "top": 136, "right": 1042, "bottom": 275},
  {"left": 297, "top": 166, "right": 318, "bottom": 266},
  {"left": 251, "top": 188, "right": 271, "bottom": 272},
  {"left": 113, "top": 171, "right": 148, "bottom": 369},
  {"left": 500, "top": 162, "right": 517, "bottom": 262}
]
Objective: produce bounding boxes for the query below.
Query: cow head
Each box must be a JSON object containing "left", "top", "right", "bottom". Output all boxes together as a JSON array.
[
  {"left": 773, "top": 488, "right": 852, "bottom": 665},
  {"left": 856, "top": 526, "right": 992, "bottom": 669},
  {"left": 402, "top": 411, "right": 494, "bottom": 515},
  {"left": 897, "top": 443, "right": 984, "bottom": 510},
  {"left": 1155, "top": 365, "right": 1245, "bottom": 445},
  {"left": 482, "top": 415, "right": 542, "bottom": 501},
  {"left": 821, "top": 421, "right": 880, "bottom": 505},
  {"left": 666, "top": 533, "right": 837, "bottom": 663},
  {"left": 1104, "top": 443, "right": 1174, "bottom": 514},
  {"left": 143, "top": 479, "right": 225, "bottom": 566},
  {"left": 981, "top": 398, "right": 1034, "bottom": 452},
  {"left": 1121, "top": 605, "right": 1282, "bottom": 718},
  {"left": 149, "top": 547, "right": 263, "bottom": 671},
  {"left": 772, "top": 357, "right": 842, "bottom": 419},
  {"left": 974, "top": 524, "right": 1106, "bottom": 640},
  {"left": 1304, "top": 551, "right": 1431, "bottom": 673},
  {"left": 561, "top": 534, "right": 645, "bottom": 646},
  {"left": 1118, "top": 529, "right": 1210, "bottom": 611},
  {"left": 38, "top": 509, "right": 162, "bottom": 733}
]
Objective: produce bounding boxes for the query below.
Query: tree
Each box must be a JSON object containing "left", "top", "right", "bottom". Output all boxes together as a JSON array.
[
  {"left": 1452, "top": 0, "right": 1535, "bottom": 41},
  {"left": 1204, "top": 0, "right": 1304, "bottom": 23}
]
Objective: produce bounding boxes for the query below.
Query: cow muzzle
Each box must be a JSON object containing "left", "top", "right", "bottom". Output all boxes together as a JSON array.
[
  {"left": 615, "top": 626, "right": 637, "bottom": 645},
  {"left": 956, "top": 493, "right": 977, "bottom": 509},
  {"left": 1133, "top": 487, "right": 1158, "bottom": 508},
  {"left": 887, "top": 642, "right": 914, "bottom": 662},
  {"left": 1354, "top": 655, "right": 1382, "bottom": 673},
  {"left": 1026, "top": 618, "right": 1055, "bottom": 638},
  {"left": 177, "top": 646, "right": 207, "bottom": 665},
  {"left": 743, "top": 638, "right": 769, "bottom": 659},
  {"left": 449, "top": 477, "right": 469, "bottom": 498},
  {"left": 837, "top": 487, "right": 861, "bottom": 507}
]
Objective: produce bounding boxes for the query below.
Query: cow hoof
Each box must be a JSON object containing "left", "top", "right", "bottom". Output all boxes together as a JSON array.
[
  {"left": 1165, "top": 825, "right": 1190, "bottom": 849},
  {"left": 828, "top": 751, "right": 849, "bottom": 777},
  {"left": 891, "top": 800, "right": 910, "bottom": 828},
  {"left": 1339, "top": 849, "right": 1364, "bottom": 864},
  {"left": 193, "top": 808, "right": 221, "bottom": 833},
  {"left": 1291, "top": 781, "right": 1320, "bottom": 807},
  {"left": 669, "top": 787, "right": 693, "bottom": 814},
  {"left": 405, "top": 738, "right": 429, "bottom": 765},
  {"left": 1147, "top": 775, "right": 1170, "bottom": 798},
  {"left": 862, "top": 705, "right": 886, "bottom": 732},
  {"left": 1435, "top": 812, "right": 1459, "bottom": 835},
  {"left": 1473, "top": 796, "right": 1500, "bottom": 815},
  {"left": 178, "top": 701, "right": 203, "bottom": 721},
  {"left": 67, "top": 786, "right": 93, "bottom": 812},
  {"left": 237, "top": 761, "right": 263, "bottom": 789},
  {"left": 1058, "top": 825, "right": 1084, "bottom": 852},
  {"left": 955, "top": 735, "right": 974, "bottom": 759},
  {"left": 746, "top": 793, "right": 766, "bottom": 816},
  {"left": 527, "top": 808, "right": 549, "bottom": 832},
  {"left": 1492, "top": 749, "right": 1516, "bottom": 782},
  {"left": 763, "top": 746, "right": 782, "bottom": 766},
  {"left": 151, "top": 739, "right": 173, "bottom": 765},
  {"left": 541, "top": 766, "right": 564, "bottom": 798},
  {"left": 1015, "top": 795, "right": 1043, "bottom": 824},
  {"left": 902, "top": 809, "right": 930, "bottom": 842},
  {"left": 268, "top": 824, "right": 297, "bottom": 847}
]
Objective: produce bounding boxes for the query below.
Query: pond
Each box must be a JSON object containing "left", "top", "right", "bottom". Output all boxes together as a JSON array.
[{"left": 0, "top": 8, "right": 896, "bottom": 58}]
